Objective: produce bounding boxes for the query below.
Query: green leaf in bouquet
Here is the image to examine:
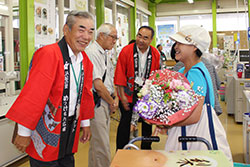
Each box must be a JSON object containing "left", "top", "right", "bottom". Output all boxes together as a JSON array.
[
  {"left": 163, "top": 93, "right": 171, "bottom": 103},
  {"left": 155, "top": 73, "right": 160, "bottom": 79},
  {"left": 179, "top": 85, "right": 185, "bottom": 90},
  {"left": 160, "top": 84, "right": 165, "bottom": 90},
  {"left": 166, "top": 82, "right": 170, "bottom": 88},
  {"left": 176, "top": 85, "right": 181, "bottom": 90},
  {"left": 161, "top": 83, "right": 169, "bottom": 90}
]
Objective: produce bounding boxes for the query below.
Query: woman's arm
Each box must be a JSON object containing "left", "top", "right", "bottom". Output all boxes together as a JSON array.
[
  {"left": 174, "top": 96, "right": 205, "bottom": 126},
  {"left": 153, "top": 96, "right": 205, "bottom": 136}
]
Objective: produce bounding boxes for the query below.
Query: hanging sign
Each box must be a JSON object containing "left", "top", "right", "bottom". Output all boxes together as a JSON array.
[{"left": 70, "top": 0, "right": 88, "bottom": 11}]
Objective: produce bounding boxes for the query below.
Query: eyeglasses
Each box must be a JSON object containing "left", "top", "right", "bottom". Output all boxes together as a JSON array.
[{"left": 108, "top": 34, "right": 119, "bottom": 40}]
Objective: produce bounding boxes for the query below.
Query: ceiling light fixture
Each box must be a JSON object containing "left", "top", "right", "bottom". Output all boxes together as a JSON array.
[{"left": 188, "top": 0, "right": 194, "bottom": 3}]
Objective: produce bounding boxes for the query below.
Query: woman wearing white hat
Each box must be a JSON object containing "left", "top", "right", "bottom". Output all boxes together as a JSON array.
[{"left": 160, "top": 25, "right": 232, "bottom": 162}]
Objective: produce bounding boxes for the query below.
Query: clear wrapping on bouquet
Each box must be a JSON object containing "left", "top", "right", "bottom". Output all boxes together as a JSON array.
[{"left": 133, "top": 69, "right": 199, "bottom": 126}]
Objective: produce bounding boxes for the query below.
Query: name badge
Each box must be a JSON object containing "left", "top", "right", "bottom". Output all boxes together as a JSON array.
[{"left": 135, "top": 77, "right": 144, "bottom": 86}]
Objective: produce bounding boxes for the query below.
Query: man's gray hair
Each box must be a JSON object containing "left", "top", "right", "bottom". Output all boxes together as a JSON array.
[
  {"left": 96, "top": 23, "right": 116, "bottom": 38},
  {"left": 66, "top": 10, "right": 94, "bottom": 30}
]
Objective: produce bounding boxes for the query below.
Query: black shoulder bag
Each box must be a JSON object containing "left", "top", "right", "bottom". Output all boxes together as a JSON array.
[{"left": 93, "top": 70, "right": 106, "bottom": 107}]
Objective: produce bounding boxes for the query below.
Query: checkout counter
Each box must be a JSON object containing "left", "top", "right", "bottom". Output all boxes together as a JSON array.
[
  {"left": 0, "top": 71, "right": 27, "bottom": 167},
  {"left": 225, "top": 73, "right": 250, "bottom": 123},
  {"left": 225, "top": 73, "right": 234, "bottom": 115},
  {"left": 234, "top": 74, "right": 250, "bottom": 123}
]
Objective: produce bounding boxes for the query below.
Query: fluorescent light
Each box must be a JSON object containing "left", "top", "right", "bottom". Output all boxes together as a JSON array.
[{"left": 188, "top": 0, "right": 194, "bottom": 3}]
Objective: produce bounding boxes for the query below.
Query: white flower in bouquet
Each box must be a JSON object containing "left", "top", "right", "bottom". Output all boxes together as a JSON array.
[{"left": 138, "top": 80, "right": 152, "bottom": 97}]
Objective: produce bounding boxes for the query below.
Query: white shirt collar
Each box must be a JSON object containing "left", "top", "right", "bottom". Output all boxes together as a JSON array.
[
  {"left": 94, "top": 41, "right": 105, "bottom": 55},
  {"left": 137, "top": 46, "right": 150, "bottom": 56},
  {"left": 67, "top": 44, "right": 83, "bottom": 63}
]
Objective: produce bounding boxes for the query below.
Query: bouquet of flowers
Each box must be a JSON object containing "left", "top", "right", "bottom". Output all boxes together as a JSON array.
[{"left": 133, "top": 69, "right": 199, "bottom": 126}]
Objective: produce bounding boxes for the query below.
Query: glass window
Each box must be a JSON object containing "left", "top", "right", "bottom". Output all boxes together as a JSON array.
[
  {"left": 180, "top": 14, "right": 212, "bottom": 31},
  {"left": 142, "top": 14, "right": 148, "bottom": 26},
  {"left": 104, "top": 0, "right": 112, "bottom": 24},
  {"left": 0, "top": 15, "right": 6, "bottom": 72},
  {"left": 13, "top": 9, "right": 20, "bottom": 75},
  {"left": 217, "top": 13, "right": 248, "bottom": 31},
  {"left": 136, "top": 12, "right": 141, "bottom": 32}
]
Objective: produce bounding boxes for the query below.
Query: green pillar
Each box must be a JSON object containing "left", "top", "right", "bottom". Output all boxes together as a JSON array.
[
  {"left": 212, "top": 0, "right": 217, "bottom": 49},
  {"left": 95, "top": 0, "right": 105, "bottom": 29},
  {"left": 130, "top": 0, "right": 136, "bottom": 40},
  {"left": 148, "top": 2, "right": 156, "bottom": 47},
  {"left": 19, "top": 0, "right": 35, "bottom": 88}
]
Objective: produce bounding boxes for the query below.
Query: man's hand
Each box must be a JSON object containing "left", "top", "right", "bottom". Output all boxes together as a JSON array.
[
  {"left": 120, "top": 95, "right": 130, "bottom": 111},
  {"left": 80, "top": 126, "right": 91, "bottom": 144},
  {"left": 109, "top": 104, "right": 117, "bottom": 115},
  {"left": 109, "top": 97, "right": 119, "bottom": 115},
  {"left": 130, "top": 124, "right": 137, "bottom": 132},
  {"left": 114, "top": 96, "right": 119, "bottom": 108},
  {"left": 14, "top": 134, "right": 31, "bottom": 152}
]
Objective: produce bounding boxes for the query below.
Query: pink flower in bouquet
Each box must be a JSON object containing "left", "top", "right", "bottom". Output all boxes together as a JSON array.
[
  {"left": 169, "top": 79, "right": 191, "bottom": 91},
  {"left": 183, "top": 82, "right": 191, "bottom": 89},
  {"left": 169, "top": 79, "right": 182, "bottom": 90}
]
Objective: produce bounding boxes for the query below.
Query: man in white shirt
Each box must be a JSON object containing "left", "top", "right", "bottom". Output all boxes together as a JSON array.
[{"left": 85, "top": 23, "right": 119, "bottom": 167}]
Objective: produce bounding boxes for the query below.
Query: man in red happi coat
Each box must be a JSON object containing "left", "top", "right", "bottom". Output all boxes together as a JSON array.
[
  {"left": 6, "top": 11, "right": 95, "bottom": 167},
  {"left": 114, "top": 26, "right": 160, "bottom": 150}
]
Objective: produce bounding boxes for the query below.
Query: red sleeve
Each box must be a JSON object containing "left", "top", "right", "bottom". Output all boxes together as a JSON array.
[
  {"left": 114, "top": 46, "right": 129, "bottom": 86},
  {"left": 6, "top": 44, "right": 60, "bottom": 130},
  {"left": 153, "top": 46, "right": 161, "bottom": 70},
  {"left": 80, "top": 52, "right": 94, "bottom": 120}
]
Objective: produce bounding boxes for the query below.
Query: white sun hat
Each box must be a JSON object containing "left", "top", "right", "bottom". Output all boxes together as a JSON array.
[{"left": 169, "top": 25, "right": 211, "bottom": 53}]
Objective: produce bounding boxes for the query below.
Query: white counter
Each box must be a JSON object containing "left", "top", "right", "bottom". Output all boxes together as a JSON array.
[
  {"left": 233, "top": 75, "right": 250, "bottom": 122},
  {"left": 0, "top": 95, "right": 27, "bottom": 167},
  {"left": 0, "top": 95, "right": 17, "bottom": 118}
]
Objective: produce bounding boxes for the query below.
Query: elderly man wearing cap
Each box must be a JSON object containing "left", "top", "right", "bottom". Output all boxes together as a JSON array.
[{"left": 155, "top": 25, "right": 232, "bottom": 162}]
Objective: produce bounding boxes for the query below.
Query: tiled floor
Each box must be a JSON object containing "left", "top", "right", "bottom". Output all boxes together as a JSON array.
[{"left": 8, "top": 100, "right": 246, "bottom": 167}]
